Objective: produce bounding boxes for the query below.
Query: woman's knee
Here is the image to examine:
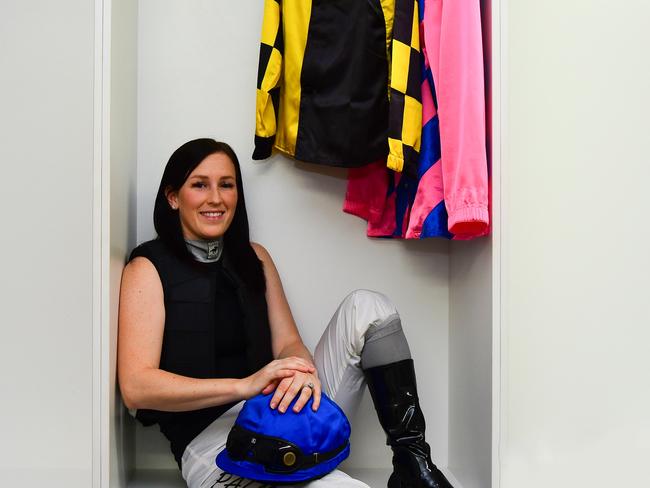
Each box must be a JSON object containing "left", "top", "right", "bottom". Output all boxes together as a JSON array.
[
  {"left": 338, "top": 291, "right": 412, "bottom": 370},
  {"left": 341, "top": 289, "right": 397, "bottom": 319},
  {"left": 335, "top": 289, "right": 401, "bottom": 356}
]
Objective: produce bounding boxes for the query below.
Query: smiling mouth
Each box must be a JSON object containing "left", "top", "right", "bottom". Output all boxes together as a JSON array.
[{"left": 200, "top": 211, "right": 225, "bottom": 219}]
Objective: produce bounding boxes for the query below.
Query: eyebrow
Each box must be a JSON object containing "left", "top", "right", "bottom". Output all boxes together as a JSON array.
[{"left": 189, "top": 174, "right": 235, "bottom": 180}]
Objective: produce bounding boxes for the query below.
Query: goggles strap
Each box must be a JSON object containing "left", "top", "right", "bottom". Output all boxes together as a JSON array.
[{"left": 226, "top": 425, "right": 348, "bottom": 473}]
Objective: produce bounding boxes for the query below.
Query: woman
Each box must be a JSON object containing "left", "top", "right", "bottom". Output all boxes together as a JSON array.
[{"left": 118, "top": 139, "right": 452, "bottom": 488}]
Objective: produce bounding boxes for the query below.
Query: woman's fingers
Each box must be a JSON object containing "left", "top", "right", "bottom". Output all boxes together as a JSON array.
[
  {"left": 293, "top": 375, "right": 321, "bottom": 413},
  {"left": 271, "top": 373, "right": 321, "bottom": 414},
  {"left": 278, "top": 375, "right": 305, "bottom": 413},
  {"left": 262, "top": 379, "right": 279, "bottom": 395},
  {"left": 263, "top": 362, "right": 320, "bottom": 413},
  {"left": 269, "top": 376, "right": 293, "bottom": 410},
  {"left": 311, "top": 381, "right": 322, "bottom": 412},
  {"left": 292, "top": 383, "right": 313, "bottom": 413},
  {"left": 243, "top": 358, "right": 315, "bottom": 400}
]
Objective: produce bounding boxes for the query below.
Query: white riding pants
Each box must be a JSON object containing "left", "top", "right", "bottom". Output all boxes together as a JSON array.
[{"left": 181, "top": 289, "right": 399, "bottom": 488}]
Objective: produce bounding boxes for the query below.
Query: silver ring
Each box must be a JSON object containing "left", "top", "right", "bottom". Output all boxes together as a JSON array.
[{"left": 303, "top": 382, "right": 315, "bottom": 391}]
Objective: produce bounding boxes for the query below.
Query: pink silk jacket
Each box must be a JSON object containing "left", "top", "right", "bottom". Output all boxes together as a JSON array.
[{"left": 344, "top": 0, "right": 489, "bottom": 240}]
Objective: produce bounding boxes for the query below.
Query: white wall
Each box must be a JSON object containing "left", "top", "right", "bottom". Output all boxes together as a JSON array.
[
  {"left": 449, "top": 240, "right": 493, "bottom": 488},
  {"left": 135, "top": 0, "right": 452, "bottom": 472},
  {"left": 107, "top": 0, "right": 139, "bottom": 486},
  {"left": 500, "top": 1, "right": 650, "bottom": 486},
  {"left": 447, "top": 1, "right": 494, "bottom": 487},
  {"left": 0, "top": 1, "right": 95, "bottom": 486}
]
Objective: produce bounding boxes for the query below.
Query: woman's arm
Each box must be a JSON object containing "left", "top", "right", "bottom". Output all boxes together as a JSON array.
[
  {"left": 251, "top": 243, "right": 322, "bottom": 412},
  {"left": 117, "top": 257, "right": 314, "bottom": 411}
]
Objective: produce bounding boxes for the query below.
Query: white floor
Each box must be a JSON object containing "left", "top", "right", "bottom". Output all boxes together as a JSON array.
[
  {"left": 127, "top": 467, "right": 462, "bottom": 488},
  {"left": 128, "top": 470, "right": 184, "bottom": 487},
  {"left": 127, "top": 468, "right": 393, "bottom": 487}
]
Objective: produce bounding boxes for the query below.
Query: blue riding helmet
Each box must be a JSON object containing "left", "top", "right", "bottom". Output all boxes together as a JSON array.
[{"left": 216, "top": 392, "right": 351, "bottom": 484}]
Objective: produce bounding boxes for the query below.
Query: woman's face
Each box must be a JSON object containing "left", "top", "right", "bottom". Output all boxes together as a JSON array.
[{"left": 167, "top": 152, "right": 238, "bottom": 240}]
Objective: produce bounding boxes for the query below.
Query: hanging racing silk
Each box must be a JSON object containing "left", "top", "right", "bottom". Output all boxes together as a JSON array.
[
  {"left": 253, "top": 0, "right": 422, "bottom": 174},
  {"left": 343, "top": 0, "right": 490, "bottom": 240}
]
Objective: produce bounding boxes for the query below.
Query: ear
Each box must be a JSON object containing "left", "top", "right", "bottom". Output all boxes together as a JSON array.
[{"left": 165, "top": 187, "right": 179, "bottom": 210}]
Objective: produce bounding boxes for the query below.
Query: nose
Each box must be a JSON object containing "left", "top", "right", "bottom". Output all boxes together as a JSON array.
[{"left": 207, "top": 185, "right": 223, "bottom": 205}]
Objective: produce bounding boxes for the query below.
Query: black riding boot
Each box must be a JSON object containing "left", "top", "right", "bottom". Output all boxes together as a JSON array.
[{"left": 364, "top": 359, "right": 454, "bottom": 488}]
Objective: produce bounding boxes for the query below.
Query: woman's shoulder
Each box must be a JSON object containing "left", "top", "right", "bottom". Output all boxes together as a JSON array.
[
  {"left": 123, "top": 254, "right": 158, "bottom": 280},
  {"left": 125, "top": 239, "right": 175, "bottom": 285},
  {"left": 128, "top": 238, "right": 173, "bottom": 263},
  {"left": 250, "top": 241, "right": 272, "bottom": 263},
  {"left": 249, "top": 242, "right": 282, "bottom": 278}
]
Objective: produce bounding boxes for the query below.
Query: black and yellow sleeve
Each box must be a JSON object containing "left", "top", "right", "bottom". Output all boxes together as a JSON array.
[
  {"left": 253, "top": 0, "right": 284, "bottom": 160},
  {"left": 387, "top": 0, "right": 422, "bottom": 175}
]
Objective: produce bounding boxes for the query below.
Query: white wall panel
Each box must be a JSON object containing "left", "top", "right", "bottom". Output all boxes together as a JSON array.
[
  {"left": 447, "top": 1, "right": 494, "bottom": 486},
  {"left": 107, "top": 0, "right": 139, "bottom": 486},
  {"left": 449, "top": 240, "right": 493, "bottom": 488},
  {"left": 0, "top": 1, "right": 95, "bottom": 486},
  {"left": 501, "top": 1, "right": 650, "bottom": 486},
  {"left": 136, "top": 0, "right": 451, "bottom": 473}
]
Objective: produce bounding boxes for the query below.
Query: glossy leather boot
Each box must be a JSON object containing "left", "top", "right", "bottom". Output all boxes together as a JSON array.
[{"left": 364, "top": 359, "right": 454, "bottom": 488}]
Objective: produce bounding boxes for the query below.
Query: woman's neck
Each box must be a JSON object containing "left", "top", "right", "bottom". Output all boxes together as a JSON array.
[{"left": 184, "top": 237, "right": 223, "bottom": 263}]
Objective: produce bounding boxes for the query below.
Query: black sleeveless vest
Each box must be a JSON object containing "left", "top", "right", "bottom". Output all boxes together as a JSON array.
[{"left": 128, "top": 239, "right": 273, "bottom": 466}]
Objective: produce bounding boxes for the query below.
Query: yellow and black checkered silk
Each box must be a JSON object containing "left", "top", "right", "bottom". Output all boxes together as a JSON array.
[{"left": 253, "top": 0, "right": 421, "bottom": 175}]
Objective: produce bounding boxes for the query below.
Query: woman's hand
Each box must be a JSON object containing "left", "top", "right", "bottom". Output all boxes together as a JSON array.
[
  {"left": 264, "top": 370, "right": 322, "bottom": 413},
  {"left": 239, "top": 357, "right": 315, "bottom": 400}
]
